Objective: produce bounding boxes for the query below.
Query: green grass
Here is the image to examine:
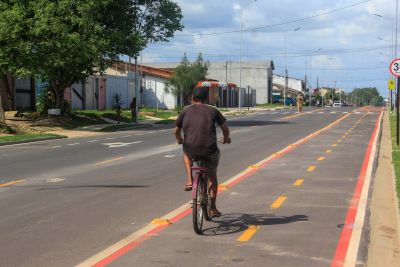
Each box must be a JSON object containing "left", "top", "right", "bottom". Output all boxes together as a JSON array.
[
  {"left": 390, "top": 114, "right": 400, "bottom": 205},
  {"left": 154, "top": 119, "right": 175, "bottom": 124},
  {"left": 140, "top": 107, "right": 178, "bottom": 120},
  {"left": 0, "top": 133, "right": 64, "bottom": 144}
]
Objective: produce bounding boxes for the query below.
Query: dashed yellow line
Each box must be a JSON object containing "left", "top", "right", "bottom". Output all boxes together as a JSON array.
[
  {"left": 326, "top": 149, "right": 332, "bottom": 153},
  {"left": 307, "top": 165, "right": 316, "bottom": 172},
  {"left": 342, "top": 135, "right": 346, "bottom": 138},
  {"left": 318, "top": 157, "right": 325, "bottom": 161},
  {"left": 271, "top": 196, "right": 287, "bottom": 209},
  {"left": 332, "top": 144, "right": 338, "bottom": 147},
  {"left": 338, "top": 139, "right": 342, "bottom": 143},
  {"left": 93, "top": 157, "right": 124, "bottom": 166},
  {"left": 237, "top": 225, "right": 259, "bottom": 242},
  {"left": 0, "top": 179, "right": 26, "bottom": 187},
  {"left": 293, "top": 179, "right": 304, "bottom": 186}
]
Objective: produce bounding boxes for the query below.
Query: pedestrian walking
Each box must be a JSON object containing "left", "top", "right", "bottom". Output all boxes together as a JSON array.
[{"left": 130, "top": 97, "right": 137, "bottom": 124}]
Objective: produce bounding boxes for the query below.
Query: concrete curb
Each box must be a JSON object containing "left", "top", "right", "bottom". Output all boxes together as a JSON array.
[
  {"left": 0, "top": 135, "right": 67, "bottom": 147},
  {"left": 98, "top": 123, "right": 153, "bottom": 132}
]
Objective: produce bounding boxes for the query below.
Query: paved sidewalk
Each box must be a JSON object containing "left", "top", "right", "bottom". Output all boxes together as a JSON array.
[{"left": 367, "top": 111, "right": 400, "bottom": 267}]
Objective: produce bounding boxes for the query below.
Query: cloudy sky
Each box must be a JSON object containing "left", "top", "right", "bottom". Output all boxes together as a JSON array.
[{"left": 142, "top": 0, "right": 397, "bottom": 97}]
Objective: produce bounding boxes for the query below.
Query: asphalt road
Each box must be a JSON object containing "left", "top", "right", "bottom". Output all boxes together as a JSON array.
[{"left": 0, "top": 107, "right": 382, "bottom": 267}]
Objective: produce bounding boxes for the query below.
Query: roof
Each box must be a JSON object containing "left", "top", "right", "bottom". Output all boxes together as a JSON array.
[{"left": 111, "top": 62, "right": 174, "bottom": 79}]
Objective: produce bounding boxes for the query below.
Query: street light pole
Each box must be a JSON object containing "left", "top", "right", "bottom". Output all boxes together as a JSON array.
[
  {"left": 239, "top": 7, "right": 243, "bottom": 111},
  {"left": 284, "top": 31, "right": 287, "bottom": 108}
]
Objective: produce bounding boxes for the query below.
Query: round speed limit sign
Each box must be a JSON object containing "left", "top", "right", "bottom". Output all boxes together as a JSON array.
[{"left": 390, "top": 58, "right": 400, "bottom": 77}]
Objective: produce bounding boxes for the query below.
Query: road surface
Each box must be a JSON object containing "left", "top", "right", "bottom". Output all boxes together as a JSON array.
[{"left": 0, "top": 107, "right": 382, "bottom": 267}]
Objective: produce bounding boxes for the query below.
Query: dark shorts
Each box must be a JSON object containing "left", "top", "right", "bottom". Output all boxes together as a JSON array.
[{"left": 186, "top": 149, "right": 220, "bottom": 179}]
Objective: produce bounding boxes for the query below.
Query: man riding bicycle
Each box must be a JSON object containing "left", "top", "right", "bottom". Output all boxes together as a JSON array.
[{"left": 174, "top": 86, "right": 231, "bottom": 217}]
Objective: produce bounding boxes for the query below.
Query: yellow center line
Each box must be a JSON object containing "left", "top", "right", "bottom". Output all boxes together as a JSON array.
[
  {"left": 318, "top": 156, "right": 325, "bottom": 161},
  {"left": 237, "top": 225, "right": 260, "bottom": 242},
  {"left": 0, "top": 179, "right": 26, "bottom": 187},
  {"left": 293, "top": 179, "right": 304, "bottom": 186},
  {"left": 271, "top": 195, "right": 287, "bottom": 209},
  {"left": 307, "top": 165, "right": 316, "bottom": 172},
  {"left": 342, "top": 135, "right": 346, "bottom": 138},
  {"left": 332, "top": 144, "right": 338, "bottom": 147},
  {"left": 338, "top": 139, "right": 342, "bottom": 142},
  {"left": 94, "top": 157, "right": 124, "bottom": 166},
  {"left": 326, "top": 149, "right": 332, "bottom": 153}
]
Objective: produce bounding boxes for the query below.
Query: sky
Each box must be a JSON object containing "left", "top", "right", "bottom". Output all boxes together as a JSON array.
[{"left": 141, "top": 0, "right": 398, "bottom": 97}]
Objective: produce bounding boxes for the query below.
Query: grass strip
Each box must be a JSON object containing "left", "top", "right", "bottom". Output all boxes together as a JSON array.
[{"left": 390, "top": 114, "right": 400, "bottom": 206}]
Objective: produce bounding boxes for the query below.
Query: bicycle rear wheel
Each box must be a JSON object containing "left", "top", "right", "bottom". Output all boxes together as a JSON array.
[
  {"left": 192, "top": 173, "right": 204, "bottom": 234},
  {"left": 203, "top": 177, "right": 211, "bottom": 221}
]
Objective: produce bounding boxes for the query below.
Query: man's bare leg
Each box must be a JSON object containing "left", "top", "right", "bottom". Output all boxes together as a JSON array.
[
  {"left": 183, "top": 153, "right": 192, "bottom": 187},
  {"left": 208, "top": 177, "right": 221, "bottom": 216}
]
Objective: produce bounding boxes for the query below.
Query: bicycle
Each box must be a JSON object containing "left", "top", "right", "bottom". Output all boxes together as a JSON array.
[
  {"left": 191, "top": 156, "right": 212, "bottom": 234},
  {"left": 191, "top": 138, "right": 230, "bottom": 234}
]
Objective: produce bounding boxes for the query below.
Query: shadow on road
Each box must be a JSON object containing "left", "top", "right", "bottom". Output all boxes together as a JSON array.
[
  {"left": 30, "top": 184, "right": 150, "bottom": 191},
  {"left": 227, "top": 120, "right": 291, "bottom": 127},
  {"left": 201, "top": 213, "right": 308, "bottom": 236}
]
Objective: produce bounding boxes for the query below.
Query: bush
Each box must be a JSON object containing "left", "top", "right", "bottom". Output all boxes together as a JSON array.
[{"left": 36, "top": 88, "right": 52, "bottom": 114}]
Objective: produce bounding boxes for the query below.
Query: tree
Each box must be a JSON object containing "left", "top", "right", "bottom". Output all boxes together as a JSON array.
[
  {"left": 0, "top": 0, "right": 183, "bottom": 113},
  {"left": 166, "top": 54, "right": 209, "bottom": 107},
  {"left": 348, "top": 87, "right": 383, "bottom": 106}
]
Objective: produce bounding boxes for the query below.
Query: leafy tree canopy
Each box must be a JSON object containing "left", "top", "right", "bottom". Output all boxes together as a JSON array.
[
  {"left": 348, "top": 87, "right": 383, "bottom": 106},
  {"left": 166, "top": 53, "right": 208, "bottom": 107},
  {"left": 0, "top": 0, "right": 183, "bottom": 111}
]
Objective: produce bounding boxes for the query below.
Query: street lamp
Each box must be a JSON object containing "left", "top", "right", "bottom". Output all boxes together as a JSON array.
[
  {"left": 238, "top": 0, "right": 257, "bottom": 111},
  {"left": 283, "top": 27, "right": 301, "bottom": 108},
  {"left": 309, "top": 48, "right": 322, "bottom": 109}
]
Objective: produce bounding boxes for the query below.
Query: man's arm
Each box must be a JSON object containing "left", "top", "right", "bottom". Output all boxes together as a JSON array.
[
  {"left": 174, "top": 126, "right": 183, "bottom": 144},
  {"left": 220, "top": 123, "right": 231, "bottom": 144}
]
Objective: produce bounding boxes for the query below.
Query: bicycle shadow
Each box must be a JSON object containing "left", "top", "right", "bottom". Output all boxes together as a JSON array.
[{"left": 201, "top": 213, "right": 308, "bottom": 236}]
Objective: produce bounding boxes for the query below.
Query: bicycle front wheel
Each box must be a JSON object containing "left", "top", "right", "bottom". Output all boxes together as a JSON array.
[{"left": 192, "top": 173, "right": 204, "bottom": 234}]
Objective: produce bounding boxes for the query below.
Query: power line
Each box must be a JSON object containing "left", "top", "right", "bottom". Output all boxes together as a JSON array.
[{"left": 175, "top": 0, "right": 370, "bottom": 37}]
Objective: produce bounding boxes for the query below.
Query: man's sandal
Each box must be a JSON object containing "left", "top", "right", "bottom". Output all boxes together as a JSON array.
[
  {"left": 209, "top": 209, "right": 222, "bottom": 217},
  {"left": 184, "top": 184, "right": 192, "bottom": 191}
]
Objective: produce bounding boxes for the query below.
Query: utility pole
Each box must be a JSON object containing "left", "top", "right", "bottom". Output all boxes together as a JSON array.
[
  {"left": 239, "top": 8, "right": 243, "bottom": 111},
  {"left": 284, "top": 69, "right": 288, "bottom": 108}
]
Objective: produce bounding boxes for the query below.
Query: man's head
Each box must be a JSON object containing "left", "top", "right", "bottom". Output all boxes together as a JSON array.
[{"left": 192, "top": 87, "right": 208, "bottom": 103}]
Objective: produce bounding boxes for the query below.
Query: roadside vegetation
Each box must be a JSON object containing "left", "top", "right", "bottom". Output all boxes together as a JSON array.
[
  {"left": 256, "top": 103, "right": 283, "bottom": 108},
  {"left": 390, "top": 114, "right": 400, "bottom": 205}
]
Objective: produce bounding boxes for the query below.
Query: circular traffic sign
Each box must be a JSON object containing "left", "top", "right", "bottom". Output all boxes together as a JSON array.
[{"left": 390, "top": 58, "right": 400, "bottom": 77}]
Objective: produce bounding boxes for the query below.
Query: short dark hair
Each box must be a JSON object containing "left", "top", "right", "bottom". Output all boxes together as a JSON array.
[{"left": 192, "top": 87, "right": 208, "bottom": 102}]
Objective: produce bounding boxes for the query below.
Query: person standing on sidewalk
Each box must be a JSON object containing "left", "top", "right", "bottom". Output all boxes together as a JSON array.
[{"left": 297, "top": 93, "right": 304, "bottom": 113}]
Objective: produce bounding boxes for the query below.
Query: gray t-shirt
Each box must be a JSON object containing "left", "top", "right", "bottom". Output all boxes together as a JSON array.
[{"left": 176, "top": 104, "right": 226, "bottom": 155}]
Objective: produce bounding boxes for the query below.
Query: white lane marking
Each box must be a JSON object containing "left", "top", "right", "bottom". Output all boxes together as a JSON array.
[
  {"left": 148, "top": 131, "right": 156, "bottom": 134},
  {"left": 46, "top": 178, "right": 65, "bottom": 183},
  {"left": 164, "top": 155, "right": 176, "bottom": 158},
  {"left": 102, "top": 141, "right": 142, "bottom": 148},
  {"left": 355, "top": 112, "right": 361, "bottom": 114},
  {"left": 88, "top": 140, "right": 99, "bottom": 143},
  {"left": 67, "top": 143, "right": 80, "bottom": 146},
  {"left": 105, "top": 137, "right": 116, "bottom": 140},
  {"left": 121, "top": 135, "right": 131, "bottom": 138},
  {"left": 343, "top": 112, "right": 349, "bottom": 114},
  {"left": 51, "top": 146, "right": 62, "bottom": 148},
  {"left": 343, "top": 111, "right": 383, "bottom": 267},
  {"left": 271, "top": 112, "right": 278, "bottom": 114},
  {"left": 330, "top": 111, "right": 337, "bottom": 114},
  {"left": 318, "top": 112, "right": 324, "bottom": 114}
]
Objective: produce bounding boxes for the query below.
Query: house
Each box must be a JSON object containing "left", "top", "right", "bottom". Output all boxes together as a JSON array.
[
  {"left": 146, "top": 60, "right": 275, "bottom": 105},
  {"left": 273, "top": 74, "right": 305, "bottom": 97}
]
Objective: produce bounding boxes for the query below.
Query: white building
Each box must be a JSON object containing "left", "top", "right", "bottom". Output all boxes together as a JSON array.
[
  {"left": 273, "top": 74, "right": 305, "bottom": 96},
  {"left": 146, "top": 60, "right": 275, "bottom": 104}
]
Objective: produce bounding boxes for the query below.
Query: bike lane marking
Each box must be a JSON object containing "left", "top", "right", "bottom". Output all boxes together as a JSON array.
[
  {"left": 77, "top": 111, "right": 357, "bottom": 267},
  {"left": 331, "top": 110, "right": 384, "bottom": 267},
  {"left": 237, "top": 225, "right": 260, "bottom": 242},
  {"left": 293, "top": 179, "right": 304, "bottom": 186},
  {"left": 0, "top": 180, "right": 26, "bottom": 187},
  {"left": 271, "top": 196, "right": 287, "bottom": 209}
]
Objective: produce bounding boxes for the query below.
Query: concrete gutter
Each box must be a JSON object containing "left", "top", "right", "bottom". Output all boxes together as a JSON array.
[{"left": 367, "top": 111, "right": 400, "bottom": 267}]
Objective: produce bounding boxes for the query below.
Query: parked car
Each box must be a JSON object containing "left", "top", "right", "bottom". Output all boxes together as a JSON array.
[
  {"left": 324, "top": 104, "right": 332, "bottom": 107},
  {"left": 333, "top": 101, "right": 342, "bottom": 107}
]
